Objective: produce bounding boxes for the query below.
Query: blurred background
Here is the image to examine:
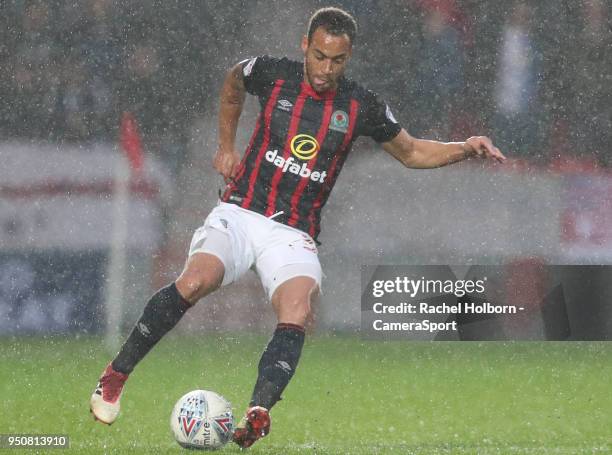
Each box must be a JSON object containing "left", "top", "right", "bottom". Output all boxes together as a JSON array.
[{"left": 1, "top": 0, "right": 611, "bottom": 341}]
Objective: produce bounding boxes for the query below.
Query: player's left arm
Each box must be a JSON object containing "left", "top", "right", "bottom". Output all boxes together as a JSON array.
[{"left": 381, "top": 128, "right": 506, "bottom": 169}]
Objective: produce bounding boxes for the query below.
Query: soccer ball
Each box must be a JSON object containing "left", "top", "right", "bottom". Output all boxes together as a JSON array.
[{"left": 170, "top": 390, "right": 234, "bottom": 450}]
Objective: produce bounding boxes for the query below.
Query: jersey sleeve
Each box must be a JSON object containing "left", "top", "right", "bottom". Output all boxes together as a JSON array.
[
  {"left": 359, "top": 91, "right": 402, "bottom": 143},
  {"left": 239, "top": 55, "right": 281, "bottom": 96}
]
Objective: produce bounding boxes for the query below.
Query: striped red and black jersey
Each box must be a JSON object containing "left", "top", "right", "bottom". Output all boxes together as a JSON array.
[{"left": 221, "top": 55, "right": 401, "bottom": 240}]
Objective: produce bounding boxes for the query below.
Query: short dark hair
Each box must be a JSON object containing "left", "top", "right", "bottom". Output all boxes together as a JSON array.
[{"left": 307, "top": 7, "right": 357, "bottom": 45}]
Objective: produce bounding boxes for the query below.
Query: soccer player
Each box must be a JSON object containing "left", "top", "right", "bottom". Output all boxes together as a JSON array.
[{"left": 90, "top": 6, "right": 505, "bottom": 448}]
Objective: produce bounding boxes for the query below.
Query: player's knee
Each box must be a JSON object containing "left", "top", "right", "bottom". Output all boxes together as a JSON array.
[
  {"left": 277, "top": 294, "right": 312, "bottom": 324},
  {"left": 175, "top": 272, "right": 221, "bottom": 304},
  {"left": 176, "top": 253, "right": 225, "bottom": 304},
  {"left": 293, "top": 296, "right": 312, "bottom": 317},
  {"left": 272, "top": 276, "right": 318, "bottom": 324}
]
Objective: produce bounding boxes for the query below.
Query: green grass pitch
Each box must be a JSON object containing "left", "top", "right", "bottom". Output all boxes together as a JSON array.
[{"left": 1, "top": 335, "right": 611, "bottom": 454}]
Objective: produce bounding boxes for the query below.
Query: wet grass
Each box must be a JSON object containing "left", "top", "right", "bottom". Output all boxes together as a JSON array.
[{"left": 1, "top": 335, "right": 611, "bottom": 454}]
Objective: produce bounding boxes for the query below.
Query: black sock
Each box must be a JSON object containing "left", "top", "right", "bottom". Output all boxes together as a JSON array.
[
  {"left": 111, "top": 283, "right": 191, "bottom": 374},
  {"left": 250, "top": 323, "right": 305, "bottom": 410}
]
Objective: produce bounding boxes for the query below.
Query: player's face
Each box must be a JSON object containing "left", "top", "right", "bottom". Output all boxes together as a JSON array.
[{"left": 302, "top": 27, "right": 352, "bottom": 93}]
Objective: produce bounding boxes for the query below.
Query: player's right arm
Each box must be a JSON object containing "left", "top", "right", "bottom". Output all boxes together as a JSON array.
[{"left": 214, "top": 63, "right": 247, "bottom": 182}]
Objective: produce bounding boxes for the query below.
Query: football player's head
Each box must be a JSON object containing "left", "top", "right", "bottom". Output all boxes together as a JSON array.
[{"left": 302, "top": 7, "right": 356, "bottom": 93}]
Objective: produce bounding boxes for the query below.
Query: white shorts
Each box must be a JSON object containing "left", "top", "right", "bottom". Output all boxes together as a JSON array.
[{"left": 188, "top": 202, "right": 322, "bottom": 300}]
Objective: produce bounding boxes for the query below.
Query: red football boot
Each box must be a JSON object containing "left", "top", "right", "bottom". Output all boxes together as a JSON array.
[
  {"left": 89, "top": 363, "right": 129, "bottom": 425},
  {"left": 232, "top": 406, "right": 271, "bottom": 449}
]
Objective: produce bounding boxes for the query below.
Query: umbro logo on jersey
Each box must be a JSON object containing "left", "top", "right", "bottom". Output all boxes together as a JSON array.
[{"left": 277, "top": 99, "right": 293, "bottom": 111}]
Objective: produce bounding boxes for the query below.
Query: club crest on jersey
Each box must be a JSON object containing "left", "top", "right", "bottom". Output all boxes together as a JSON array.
[{"left": 329, "top": 110, "right": 349, "bottom": 133}]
